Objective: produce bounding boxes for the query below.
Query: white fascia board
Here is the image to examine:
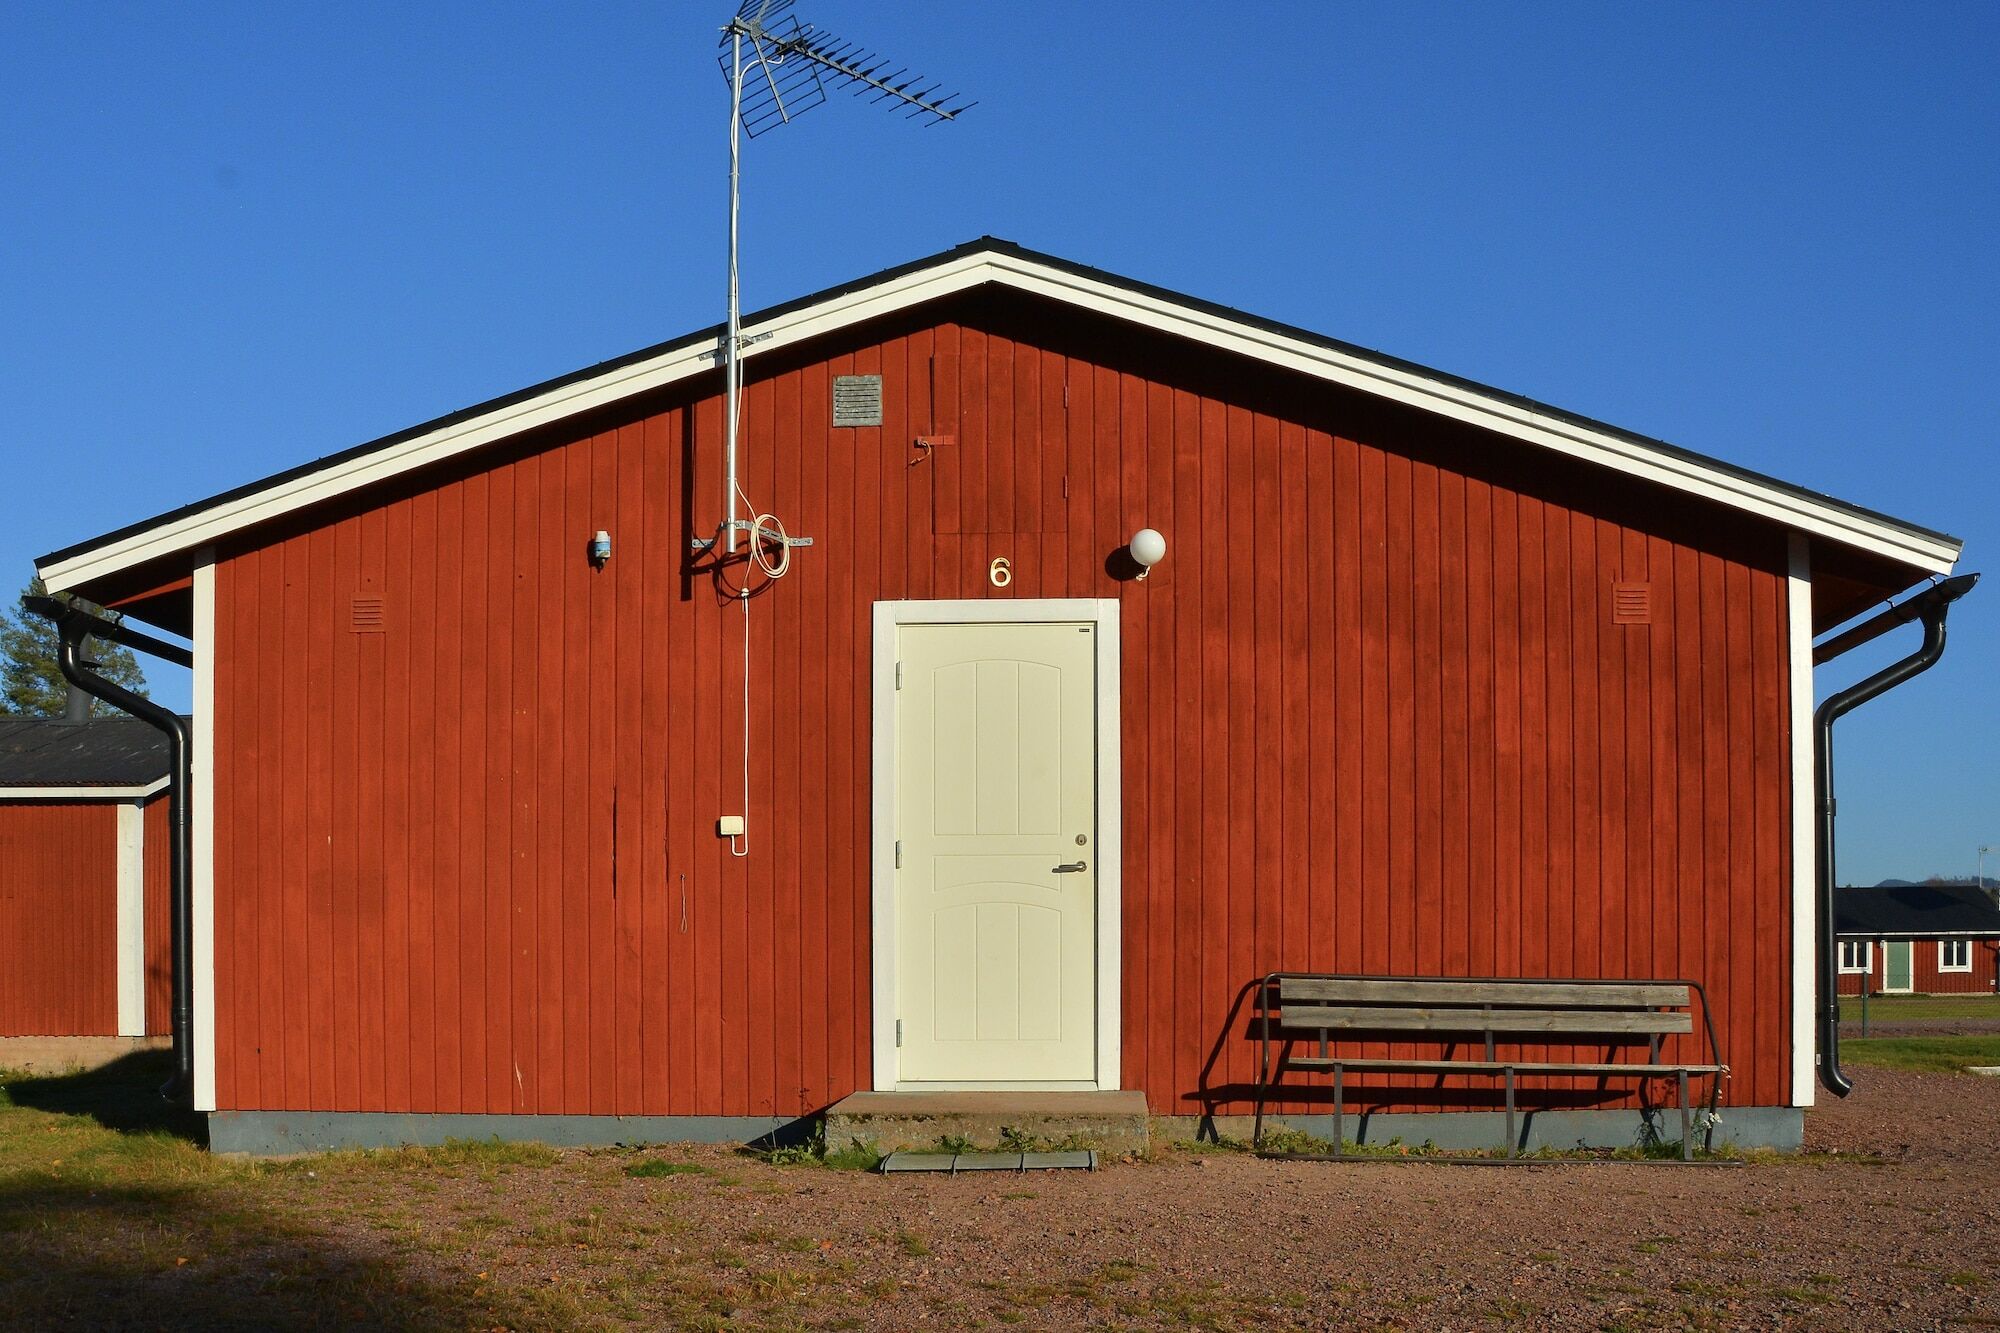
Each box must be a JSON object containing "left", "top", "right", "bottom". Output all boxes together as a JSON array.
[
  {"left": 36, "top": 255, "right": 995, "bottom": 596},
  {"left": 116, "top": 802, "right": 145, "bottom": 1037},
  {"left": 39, "top": 250, "right": 1957, "bottom": 592},
  {"left": 1786, "top": 535, "right": 1815, "bottom": 1108},
  {"left": 983, "top": 255, "right": 1961, "bottom": 575},
  {"left": 191, "top": 555, "right": 217, "bottom": 1112},
  {"left": 0, "top": 776, "right": 170, "bottom": 801}
]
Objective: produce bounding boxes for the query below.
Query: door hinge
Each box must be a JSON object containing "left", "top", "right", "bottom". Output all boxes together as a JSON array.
[
  {"left": 894, "top": 840, "right": 902, "bottom": 869},
  {"left": 895, "top": 660, "right": 903, "bottom": 689},
  {"left": 895, "top": 1019, "right": 903, "bottom": 1048}
]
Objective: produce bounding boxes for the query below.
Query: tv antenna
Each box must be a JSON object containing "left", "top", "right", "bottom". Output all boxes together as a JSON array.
[
  {"left": 706, "top": 0, "right": 972, "bottom": 557},
  {"left": 700, "top": 1, "right": 971, "bottom": 861}
]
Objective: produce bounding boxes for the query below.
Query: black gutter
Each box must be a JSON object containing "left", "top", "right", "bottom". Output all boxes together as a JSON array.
[
  {"left": 1812, "top": 572, "right": 1978, "bottom": 1096},
  {"left": 1812, "top": 595, "right": 1935, "bottom": 666},
  {"left": 24, "top": 595, "right": 196, "bottom": 1102}
]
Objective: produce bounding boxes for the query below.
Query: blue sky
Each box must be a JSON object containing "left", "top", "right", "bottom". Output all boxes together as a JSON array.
[{"left": 3, "top": 2, "right": 1994, "bottom": 883}]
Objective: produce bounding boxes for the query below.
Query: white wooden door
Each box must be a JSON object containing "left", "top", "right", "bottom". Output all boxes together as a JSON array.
[{"left": 894, "top": 621, "right": 1097, "bottom": 1082}]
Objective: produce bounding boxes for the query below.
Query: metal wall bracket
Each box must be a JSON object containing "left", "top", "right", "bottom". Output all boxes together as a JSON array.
[
  {"left": 690, "top": 519, "right": 816, "bottom": 552},
  {"left": 695, "top": 330, "right": 774, "bottom": 362}
]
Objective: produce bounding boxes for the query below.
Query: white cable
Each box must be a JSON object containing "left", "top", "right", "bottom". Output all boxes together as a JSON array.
[
  {"left": 722, "top": 373, "right": 788, "bottom": 862},
  {"left": 744, "top": 502, "right": 790, "bottom": 580},
  {"left": 730, "top": 592, "right": 751, "bottom": 858},
  {"left": 726, "top": 392, "right": 792, "bottom": 584}
]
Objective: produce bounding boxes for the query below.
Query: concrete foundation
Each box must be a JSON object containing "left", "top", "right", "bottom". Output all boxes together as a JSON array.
[
  {"left": 0, "top": 1035, "right": 170, "bottom": 1075},
  {"left": 823, "top": 1090, "right": 1151, "bottom": 1155},
  {"left": 209, "top": 1111, "right": 804, "bottom": 1156},
  {"left": 205, "top": 1099, "right": 1803, "bottom": 1158}
]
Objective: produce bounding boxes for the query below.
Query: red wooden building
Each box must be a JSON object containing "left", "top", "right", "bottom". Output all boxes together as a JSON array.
[
  {"left": 0, "top": 716, "right": 173, "bottom": 1064},
  {"left": 33, "top": 241, "right": 1964, "bottom": 1151},
  {"left": 1835, "top": 884, "right": 2000, "bottom": 997}
]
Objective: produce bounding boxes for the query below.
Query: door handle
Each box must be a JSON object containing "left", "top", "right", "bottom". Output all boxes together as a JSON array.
[{"left": 1052, "top": 860, "right": 1088, "bottom": 874}]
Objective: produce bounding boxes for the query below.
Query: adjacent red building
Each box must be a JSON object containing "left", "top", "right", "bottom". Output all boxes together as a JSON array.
[
  {"left": 0, "top": 716, "right": 173, "bottom": 1061},
  {"left": 1835, "top": 883, "right": 2000, "bottom": 997},
  {"left": 34, "top": 240, "right": 1964, "bottom": 1151}
]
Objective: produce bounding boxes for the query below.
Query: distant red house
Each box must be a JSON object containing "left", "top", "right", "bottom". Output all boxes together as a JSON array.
[
  {"left": 1835, "top": 884, "right": 2000, "bottom": 997},
  {"left": 0, "top": 716, "right": 174, "bottom": 1061},
  {"left": 30, "top": 239, "right": 1966, "bottom": 1153}
]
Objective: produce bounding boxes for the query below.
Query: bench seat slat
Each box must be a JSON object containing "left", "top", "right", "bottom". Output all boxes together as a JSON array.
[
  {"left": 1279, "top": 1004, "right": 1691, "bottom": 1035},
  {"left": 1282, "top": 1058, "right": 1723, "bottom": 1076},
  {"left": 1278, "top": 978, "right": 1689, "bottom": 1010}
]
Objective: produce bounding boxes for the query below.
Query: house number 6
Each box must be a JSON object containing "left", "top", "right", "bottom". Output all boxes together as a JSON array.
[{"left": 989, "top": 556, "right": 1012, "bottom": 588}]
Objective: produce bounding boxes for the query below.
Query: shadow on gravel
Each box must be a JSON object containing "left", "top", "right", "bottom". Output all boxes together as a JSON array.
[
  {"left": 0, "top": 1054, "right": 566, "bottom": 1330},
  {"left": 0, "top": 1176, "right": 553, "bottom": 1331}
]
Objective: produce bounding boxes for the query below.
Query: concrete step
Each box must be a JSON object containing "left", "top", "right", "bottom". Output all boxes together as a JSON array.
[{"left": 824, "top": 1090, "right": 1149, "bottom": 1156}]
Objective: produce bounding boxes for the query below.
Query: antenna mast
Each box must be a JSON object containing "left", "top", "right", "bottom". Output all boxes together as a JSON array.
[{"left": 711, "top": 0, "right": 972, "bottom": 554}]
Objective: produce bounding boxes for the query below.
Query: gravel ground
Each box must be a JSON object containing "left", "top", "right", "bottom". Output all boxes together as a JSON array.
[
  {"left": 314, "top": 1067, "right": 2000, "bottom": 1330},
  {"left": 1842, "top": 1019, "right": 2000, "bottom": 1037}
]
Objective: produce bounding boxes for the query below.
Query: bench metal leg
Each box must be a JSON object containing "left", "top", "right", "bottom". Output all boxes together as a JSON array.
[
  {"left": 1252, "top": 1062, "right": 1267, "bottom": 1152},
  {"left": 1678, "top": 1069, "right": 1691, "bottom": 1162},
  {"left": 1504, "top": 1067, "right": 1516, "bottom": 1158},
  {"left": 1333, "top": 1064, "right": 1344, "bottom": 1156}
]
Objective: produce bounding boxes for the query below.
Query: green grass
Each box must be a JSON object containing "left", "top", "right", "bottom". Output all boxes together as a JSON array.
[
  {"left": 1839, "top": 994, "right": 2000, "bottom": 1022},
  {"left": 822, "top": 1140, "right": 883, "bottom": 1172},
  {"left": 1843, "top": 1035, "right": 2000, "bottom": 1072},
  {"left": 320, "top": 1137, "right": 563, "bottom": 1174}
]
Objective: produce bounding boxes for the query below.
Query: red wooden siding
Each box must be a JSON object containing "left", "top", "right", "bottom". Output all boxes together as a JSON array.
[
  {"left": 208, "top": 291, "right": 1796, "bottom": 1117},
  {"left": 0, "top": 802, "right": 119, "bottom": 1037},
  {"left": 1837, "top": 939, "right": 1999, "bottom": 996},
  {"left": 143, "top": 794, "right": 172, "bottom": 1035}
]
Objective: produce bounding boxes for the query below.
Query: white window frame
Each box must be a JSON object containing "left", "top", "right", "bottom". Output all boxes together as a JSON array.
[
  {"left": 1837, "top": 939, "right": 1873, "bottom": 974},
  {"left": 1939, "top": 939, "right": 1973, "bottom": 974}
]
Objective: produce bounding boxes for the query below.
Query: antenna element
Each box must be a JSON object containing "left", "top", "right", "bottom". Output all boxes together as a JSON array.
[{"left": 708, "top": 0, "right": 972, "bottom": 554}]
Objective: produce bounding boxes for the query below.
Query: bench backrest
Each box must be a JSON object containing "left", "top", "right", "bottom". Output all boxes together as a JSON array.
[{"left": 1275, "top": 977, "right": 1694, "bottom": 1039}]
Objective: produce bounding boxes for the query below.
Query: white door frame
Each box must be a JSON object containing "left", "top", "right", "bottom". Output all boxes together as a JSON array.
[{"left": 871, "top": 598, "right": 1122, "bottom": 1092}]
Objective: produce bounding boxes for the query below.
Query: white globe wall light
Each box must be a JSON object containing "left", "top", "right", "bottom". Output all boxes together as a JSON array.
[{"left": 1130, "top": 528, "right": 1166, "bottom": 580}]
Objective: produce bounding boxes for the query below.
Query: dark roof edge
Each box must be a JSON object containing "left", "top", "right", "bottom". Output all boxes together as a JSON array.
[
  {"left": 38, "top": 236, "right": 1964, "bottom": 570},
  {"left": 1833, "top": 930, "right": 2000, "bottom": 939}
]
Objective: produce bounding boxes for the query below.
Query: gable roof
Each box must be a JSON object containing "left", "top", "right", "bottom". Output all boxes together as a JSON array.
[
  {"left": 0, "top": 717, "right": 173, "bottom": 795},
  {"left": 1834, "top": 883, "right": 2000, "bottom": 939},
  {"left": 36, "top": 237, "right": 1961, "bottom": 597}
]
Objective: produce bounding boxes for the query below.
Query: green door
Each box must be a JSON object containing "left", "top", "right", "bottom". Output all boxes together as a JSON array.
[{"left": 1884, "top": 940, "right": 1914, "bottom": 993}]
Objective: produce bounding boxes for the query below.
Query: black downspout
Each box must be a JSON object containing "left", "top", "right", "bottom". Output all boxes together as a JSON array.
[
  {"left": 26, "top": 597, "right": 196, "bottom": 1102},
  {"left": 1813, "top": 572, "right": 1978, "bottom": 1097}
]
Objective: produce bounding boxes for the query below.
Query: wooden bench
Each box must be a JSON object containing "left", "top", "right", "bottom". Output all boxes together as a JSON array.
[{"left": 1252, "top": 975, "right": 1728, "bottom": 1161}]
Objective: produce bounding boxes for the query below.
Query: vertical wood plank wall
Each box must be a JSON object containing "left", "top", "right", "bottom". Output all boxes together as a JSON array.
[
  {"left": 209, "top": 293, "right": 1795, "bottom": 1117},
  {"left": 0, "top": 802, "right": 119, "bottom": 1036}
]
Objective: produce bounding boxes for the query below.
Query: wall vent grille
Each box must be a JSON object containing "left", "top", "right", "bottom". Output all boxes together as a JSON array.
[
  {"left": 350, "top": 597, "right": 386, "bottom": 633},
  {"left": 832, "top": 374, "right": 883, "bottom": 427},
  {"left": 1611, "top": 582, "right": 1651, "bottom": 625}
]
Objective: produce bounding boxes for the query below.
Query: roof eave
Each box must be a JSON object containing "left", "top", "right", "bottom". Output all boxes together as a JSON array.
[{"left": 37, "top": 239, "right": 1963, "bottom": 596}]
